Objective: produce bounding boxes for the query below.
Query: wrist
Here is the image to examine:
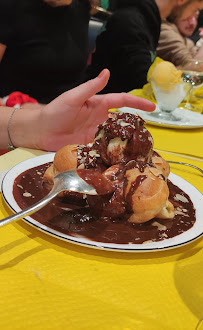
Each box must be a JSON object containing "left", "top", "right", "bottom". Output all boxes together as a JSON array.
[
  {"left": 7, "top": 107, "right": 22, "bottom": 150},
  {"left": 10, "top": 107, "right": 43, "bottom": 150}
]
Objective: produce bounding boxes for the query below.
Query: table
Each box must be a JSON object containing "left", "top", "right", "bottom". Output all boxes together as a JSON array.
[{"left": 0, "top": 125, "right": 202, "bottom": 329}]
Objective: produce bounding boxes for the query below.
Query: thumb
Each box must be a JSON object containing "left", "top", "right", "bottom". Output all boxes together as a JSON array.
[{"left": 61, "top": 69, "right": 110, "bottom": 106}]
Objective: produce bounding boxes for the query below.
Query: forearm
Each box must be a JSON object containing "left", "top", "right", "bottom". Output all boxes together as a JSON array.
[
  {"left": 0, "top": 43, "right": 6, "bottom": 62},
  {"left": 0, "top": 106, "right": 42, "bottom": 150},
  {"left": 0, "top": 107, "right": 14, "bottom": 148}
]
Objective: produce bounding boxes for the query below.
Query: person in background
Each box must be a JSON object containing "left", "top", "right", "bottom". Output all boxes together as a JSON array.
[
  {"left": 0, "top": 70, "right": 155, "bottom": 152},
  {"left": 191, "top": 9, "right": 203, "bottom": 41},
  {"left": 196, "top": 27, "right": 203, "bottom": 48},
  {"left": 108, "top": 0, "right": 117, "bottom": 12},
  {"left": 191, "top": 9, "right": 203, "bottom": 48},
  {"left": 157, "top": 5, "right": 203, "bottom": 66},
  {"left": 0, "top": 0, "right": 91, "bottom": 104},
  {"left": 87, "top": 0, "right": 203, "bottom": 94},
  {"left": 91, "top": 0, "right": 109, "bottom": 10}
]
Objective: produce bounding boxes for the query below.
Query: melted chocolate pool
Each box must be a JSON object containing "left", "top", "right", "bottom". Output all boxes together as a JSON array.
[{"left": 13, "top": 163, "right": 196, "bottom": 244}]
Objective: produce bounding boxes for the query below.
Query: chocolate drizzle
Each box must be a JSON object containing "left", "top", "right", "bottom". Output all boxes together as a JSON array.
[
  {"left": 77, "top": 168, "right": 114, "bottom": 195},
  {"left": 73, "top": 113, "right": 155, "bottom": 218},
  {"left": 77, "top": 113, "right": 153, "bottom": 169},
  {"left": 125, "top": 175, "right": 147, "bottom": 211},
  {"left": 13, "top": 163, "right": 196, "bottom": 244}
]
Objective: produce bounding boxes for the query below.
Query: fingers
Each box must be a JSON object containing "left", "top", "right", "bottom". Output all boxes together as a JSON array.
[
  {"left": 60, "top": 69, "right": 110, "bottom": 106},
  {"left": 94, "top": 93, "right": 156, "bottom": 112}
]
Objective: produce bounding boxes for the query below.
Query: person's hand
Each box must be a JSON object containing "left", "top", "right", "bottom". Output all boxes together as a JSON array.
[
  {"left": 35, "top": 69, "right": 155, "bottom": 151},
  {"left": 199, "top": 27, "right": 203, "bottom": 38}
]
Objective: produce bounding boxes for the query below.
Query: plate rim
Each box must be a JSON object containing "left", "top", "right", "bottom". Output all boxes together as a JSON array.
[
  {"left": 1, "top": 153, "right": 203, "bottom": 252},
  {"left": 118, "top": 106, "right": 203, "bottom": 129}
]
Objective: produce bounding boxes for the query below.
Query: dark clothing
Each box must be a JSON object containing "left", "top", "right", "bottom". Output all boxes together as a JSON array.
[
  {"left": 0, "top": 0, "right": 90, "bottom": 103},
  {"left": 88, "top": 0, "right": 161, "bottom": 93}
]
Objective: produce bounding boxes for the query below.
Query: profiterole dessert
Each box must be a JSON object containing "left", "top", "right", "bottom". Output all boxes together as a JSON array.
[
  {"left": 13, "top": 111, "right": 196, "bottom": 245},
  {"left": 43, "top": 112, "right": 174, "bottom": 223}
]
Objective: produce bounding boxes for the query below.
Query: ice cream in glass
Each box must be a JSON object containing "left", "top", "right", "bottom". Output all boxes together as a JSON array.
[{"left": 150, "top": 61, "right": 192, "bottom": 121}]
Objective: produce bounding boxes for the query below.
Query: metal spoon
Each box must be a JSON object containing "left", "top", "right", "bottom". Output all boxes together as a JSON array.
[
  {"left": 167, "top": 161, "right": 203, "bottom": 174},
  {"left": 0, "top": 170, "right": 99, "bottom": 227}
]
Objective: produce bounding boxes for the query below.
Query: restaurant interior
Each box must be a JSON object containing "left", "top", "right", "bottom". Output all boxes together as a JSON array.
[{"left": 0, "top": 1, "right": 202, "bottom": 329}]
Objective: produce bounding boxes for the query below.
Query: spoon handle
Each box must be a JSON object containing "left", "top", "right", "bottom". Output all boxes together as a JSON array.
[{"left": 0, "top": 189, "right": 59, "bottom": 227}]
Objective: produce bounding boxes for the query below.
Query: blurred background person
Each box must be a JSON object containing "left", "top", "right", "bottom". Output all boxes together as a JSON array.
[
  {"left": 196, "top": 26, "right": 203, "bottom": 48},
  {"left": 190, "top": 9, "right": 203, "bottom": 50},
  {"left": 87, "top": 0, "right": 203, "bottom": 94},
  {"left": 157, "top": 5, "right": 203, "bottom": 66},
  {"left": 191, "top": 9, "right": 203, "bottom": 42},
  {"left": 0, "top": 0, "right": 91, "bottom": 104},
  {"left": 108, "top": 0, "right": 117, "bottom": 11}
]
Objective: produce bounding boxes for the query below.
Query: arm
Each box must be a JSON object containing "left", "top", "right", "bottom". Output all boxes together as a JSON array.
[
  {"left": 199, "top": 28, "right": 203, "bottom": 38},
  {"left": 0, "top": 43, "right": 6, "bottom": 62},
  {"left": 0, "top": 70, "right": 155, "bottom": 151},
  {"left": 42, "top": 0, "right": 72, "bottom": 7}
]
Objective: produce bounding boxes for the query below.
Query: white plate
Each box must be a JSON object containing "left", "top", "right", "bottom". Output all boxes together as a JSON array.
[
  {"left": 118, "top": 105, "right": 203, "bottom": 129},
  {"left": 1, "top": 154, "right": 203, "bottom": 252}
]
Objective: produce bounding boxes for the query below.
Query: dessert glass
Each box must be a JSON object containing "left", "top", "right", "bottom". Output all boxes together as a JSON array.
[
  {"left": 180, "top": 59, "right": 203, "bottom": 113},
  {"left": 150, "top": 77, "right": 192, "bottom": 121}
]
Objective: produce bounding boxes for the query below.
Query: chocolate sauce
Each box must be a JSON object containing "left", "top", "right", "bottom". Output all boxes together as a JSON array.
[
  {"left": 13, "top": 163, "right": 196, "bottom": 244},
  {"left": 77, "top": 168, "right": 114, "bottom": 195},
  {"left": 125, "top": 175, "right": 147, "bottom": 210},
  {"left": 77, "top": 113, "right": 153, "bottom": 169}
]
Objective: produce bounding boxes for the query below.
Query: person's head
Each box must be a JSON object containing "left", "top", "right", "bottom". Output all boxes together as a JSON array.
[
  {"left": 175, "top": 10, "right": 199, "bottom": 37},
  {"left": 167, "top": 0, "right": 203, "bottom": 22},
  {"left": 156, "top": 0, "right": 203, "bottom": 20}
]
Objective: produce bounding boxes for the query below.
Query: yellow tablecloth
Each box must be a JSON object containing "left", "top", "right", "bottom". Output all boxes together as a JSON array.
[{"left": 0, "top": 146, "right": 202, "bottom": 330}]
